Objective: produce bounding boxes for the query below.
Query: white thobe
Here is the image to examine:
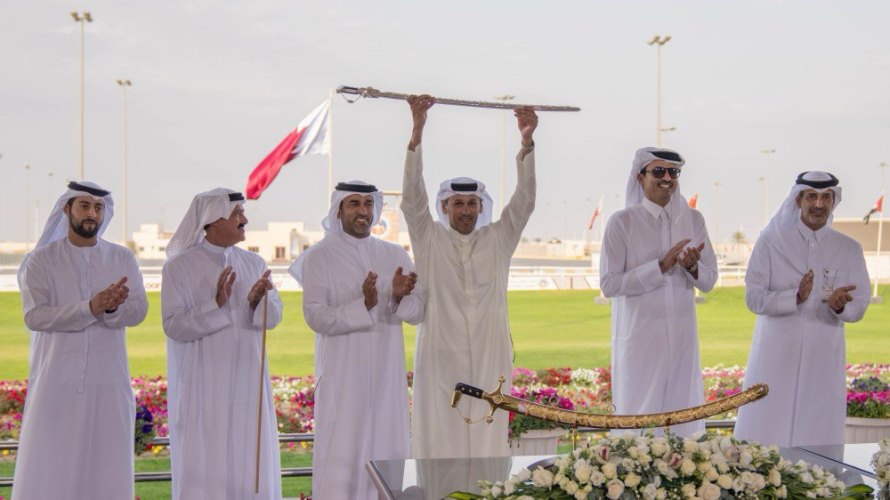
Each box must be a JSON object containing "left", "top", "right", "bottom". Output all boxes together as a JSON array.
[
  {"left": 600, "top": 198, "right": 717, "bottom": 437},
  {"left": 162, "top": 240, "right": 284, "bottom": 500},
  {"left": 15, "top": 238, "right": 148, "bottom": 500},
  {"left": 735, "top": 219, "right": 870, "bottom": 447},
  {"left": 300, "top": 231, "right": 424, "bottom": 500},
  {"left": 403, "top": 146, "right": 535, "bottom": 459}
]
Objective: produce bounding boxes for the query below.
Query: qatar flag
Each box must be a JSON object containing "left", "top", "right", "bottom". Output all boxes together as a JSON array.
[{"left": 245, "top": 100, "right": 330, "bottom": 199}]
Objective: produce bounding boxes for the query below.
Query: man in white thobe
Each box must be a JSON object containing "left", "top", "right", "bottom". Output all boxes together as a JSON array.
[
  {"left": 290, "top": 181, "right": 424, "bottom": 500},
  {"left": 735, "top": 171, "right": 870, "bottom": 447},
  {"left": 162, "top": 188, "right": 283, "bottom": 499},
  {"left": 600, "top": 147, "right": 717, "bottom": 437},
  {"left": 403, "top": 95, "right": 537, "bottom": 458},
  {"left": 15, "top": 181, "right": 148, "bottom": 499}
]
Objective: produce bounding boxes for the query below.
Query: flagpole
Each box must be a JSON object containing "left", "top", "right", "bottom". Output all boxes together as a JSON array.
[
  {"left": 327, "top": 88, "right": 334, "bottom": 196},
  {"left": 875, "top": 199, "right": 884, "bottom": 301},
  {"left": 874, "top": 161, "right": 887, "bottom": 304}
]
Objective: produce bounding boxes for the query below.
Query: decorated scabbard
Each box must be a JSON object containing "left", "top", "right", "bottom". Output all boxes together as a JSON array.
[
  {"left": 451, "top": 376, "right": 768, "bottom": 429},
  {"left": 337, "top": 86, "right": 581, "bottom": 112}
]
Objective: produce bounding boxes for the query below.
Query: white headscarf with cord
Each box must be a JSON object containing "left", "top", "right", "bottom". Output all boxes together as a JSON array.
[
  {"left": 166, "top": 188, "right": 245, "bottom": 260},
  {"left": 624, "top": 146, "right": 696, "bottom": 246},
  {"left": 436, "top": 177, "right": 494, "bottom": 230},
  {"left": 759, "top": 171, "right": 842, "bottom": 274},
  {"left": 763, "top": 171, "right": 842, "bottom": 236},
  {"left": 289, "top": 180, "right": 384, "bottom": 284},
  {"left": 18, "top": 181, "right": 115, "bottom": 286}
]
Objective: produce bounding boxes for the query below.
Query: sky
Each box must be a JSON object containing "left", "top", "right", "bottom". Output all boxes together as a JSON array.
[{"left": 2, "top": 0, "right": 889, "bottom": 246}]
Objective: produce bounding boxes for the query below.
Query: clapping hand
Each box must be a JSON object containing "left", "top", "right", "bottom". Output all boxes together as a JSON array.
[
  {"left": 216, "top": 266, "right": 236, "bottom": 307},
  {"left": 248, "top": 270, "right": 274, "bottom": 310},
  {"left": 363, "top": 272, "right": 378, "bottom": 310},
  {"left": 90, "top": 277, "right": 129, "bottom": 316},
  {"left": 392, "top": 267, "right": 418, "bottom": 303}
]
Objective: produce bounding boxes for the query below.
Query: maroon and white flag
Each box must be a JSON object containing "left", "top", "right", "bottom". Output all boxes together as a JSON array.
[
  {"left": 246, "top": 100, "right": 330, "bottom": 200},
  {"left": 587, "top": 196, "right": 604, "bottom": 230}
]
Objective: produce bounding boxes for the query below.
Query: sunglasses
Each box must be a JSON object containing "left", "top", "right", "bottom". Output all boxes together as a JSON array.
[{"left": 642, "top": 166, "right": 681, "bottom": 179}]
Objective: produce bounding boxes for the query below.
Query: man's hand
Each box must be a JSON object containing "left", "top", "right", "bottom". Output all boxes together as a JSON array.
[
  {"left": 248, "top": 270, "right": 273, "bottom": 310},
  {"left": 216, "top": 266, "right": 236, "bottom": 308},
  {"left": 515, "top": 106, "right": 538, "bottom": 147},
  {"left": 659, "top": 239, "right": 691, "bottom": 274},
  {"left": 392, "top": 267, "right": 418, "bottom": 304},
  {"left": 407, "top": 94, "right": 435, "bottom": 151},
  {"left": 679, "top": 242, "right": 705, "bottom": 276},
  {"left": 796, "top": 270, "right": 814, "bottom": 305},
  {"left": 89, "top": 277, "right": 129, "bottom": 316},
  {"left": 362, "top": 272, "right": 378, "bottom": 310},
  {"left": 826, "top": 285, "right": 856, "bottom": 313}
]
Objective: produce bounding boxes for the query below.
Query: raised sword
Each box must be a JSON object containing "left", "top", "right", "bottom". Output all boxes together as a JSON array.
[{"left": 337, "top": 86, "right": 581, "bottom": 112}]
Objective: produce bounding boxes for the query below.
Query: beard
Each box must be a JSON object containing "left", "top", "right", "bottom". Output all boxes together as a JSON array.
[{"left": 69, "top": 215, "right": 101, "bottom": 238}]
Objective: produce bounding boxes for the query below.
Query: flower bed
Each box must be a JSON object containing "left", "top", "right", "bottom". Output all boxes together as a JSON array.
[{"left": 0, "top": 364, "right": 887, "bottom": 448}]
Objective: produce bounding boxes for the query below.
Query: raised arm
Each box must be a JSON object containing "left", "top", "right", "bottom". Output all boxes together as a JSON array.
[
  {"left": 402, "top": 95, "right": 436, "bottom": 243},
  {"left": 497, "top": 107, "right": 538, "bottom": 249}
]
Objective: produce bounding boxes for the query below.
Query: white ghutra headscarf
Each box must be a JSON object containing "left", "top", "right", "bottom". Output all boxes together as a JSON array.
[
  {"left": 436, "top": 177, "right": 494, "bottom": 230},
  {"left": 624, "top": 146, "right": 695, "bottom": 245},
  {"left": 289, "top": 180, "right": 384, "bottom": 284},
  {"left": 166, "top": 188, "right": 245, "bottom": 260},
  {"left": 19, "top": 181, "right": 115, "bottom": 286}
]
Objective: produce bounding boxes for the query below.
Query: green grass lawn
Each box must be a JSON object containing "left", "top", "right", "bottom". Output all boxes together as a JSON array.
[{"left": 1, "top": 286, "right": 888, "bottom": 379}]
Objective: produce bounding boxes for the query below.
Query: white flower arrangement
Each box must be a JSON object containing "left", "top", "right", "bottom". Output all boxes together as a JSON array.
[
  {"left": 452, "top": 432, "right": 873, "bottom": 500},
  {"left": 874, "top": 437, "right": 890, "bottom": 489}
]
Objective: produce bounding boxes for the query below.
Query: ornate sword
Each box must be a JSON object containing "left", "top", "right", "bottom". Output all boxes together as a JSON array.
[
  {"left": 337, "top": 86, "right": 581, "bottom": 112},
  {"left": 451, "top": 376, "right": 768, "bottom": 429}
]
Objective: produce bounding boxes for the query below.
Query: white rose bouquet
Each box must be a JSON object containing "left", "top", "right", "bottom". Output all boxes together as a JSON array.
[{"left": 450, "top": 432, "right": 873, "bottom": 499}]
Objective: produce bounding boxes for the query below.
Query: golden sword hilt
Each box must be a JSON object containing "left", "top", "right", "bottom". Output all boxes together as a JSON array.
[{"left": 451, "top": 375, "right": 769, "bottom": 429}]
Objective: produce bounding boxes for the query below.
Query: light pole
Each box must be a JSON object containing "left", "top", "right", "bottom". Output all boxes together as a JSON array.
[
  {"left": 24, "top": 163, "right": 31, "bottom": 250},
  {"left": 648, "top": 34, "right": 671, "bottom": 146},
  {"left": 494, "top": 94, "right": 515, "bottom": 215},
  {"left": 760, "top": 149, "right": 777, "bottom": 227},
  {"left": 71, "top": 11, "right": 93, "bottom": 181},
  {"left": 117, "top": 79, "right": 132, "bottom": 247}
]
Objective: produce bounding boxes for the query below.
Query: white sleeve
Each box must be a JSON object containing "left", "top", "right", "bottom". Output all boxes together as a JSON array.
[
  {"left": 495, "top": 150, "right": 536, "bottom": 252},
  {"left": 301, "top": 251, "right": 375, "bottom": 336},
  {"left": 161, "top": 261, "right": 232, "bottom": 342},
  {"left": 102, "top": 253, "right": 149, "bottom": 329},
  {"left": 599, "top": 216, "right": 665, "bottom": 298},
  {"left": 745, "top": 239, "right": 799, "bottom": 316},
  {"left": 401, "top": 146, "right": 435, "bottom": 253},
  {"left": 685, "top": 213, "right": 718, "bottom": 292},
  {"left": 22, "top": 253, "right": 97, "bottom": 332}
]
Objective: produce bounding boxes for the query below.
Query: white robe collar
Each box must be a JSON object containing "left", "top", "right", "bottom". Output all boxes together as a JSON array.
[
  {"left": 641, "top": 197, "right": 670, "bottom": 221},
  {"left": 796, "top": 218, "right": 830, "bottom": 244}
]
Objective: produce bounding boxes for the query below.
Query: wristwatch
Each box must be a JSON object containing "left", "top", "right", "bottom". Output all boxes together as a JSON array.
[{"left": 686, "top": 262, "right": 698, "bottom": 274}]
